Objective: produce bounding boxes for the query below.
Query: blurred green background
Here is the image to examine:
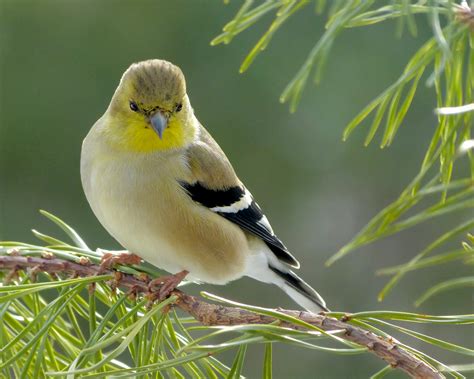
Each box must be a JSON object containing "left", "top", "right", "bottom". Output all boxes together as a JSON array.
[{"left": 0, "top": 1, "right": 471, "bottom": 377}]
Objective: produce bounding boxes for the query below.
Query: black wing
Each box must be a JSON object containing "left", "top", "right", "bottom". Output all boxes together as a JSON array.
[{"left": 180, "top": 181, "right": 299, "bottom": 268}]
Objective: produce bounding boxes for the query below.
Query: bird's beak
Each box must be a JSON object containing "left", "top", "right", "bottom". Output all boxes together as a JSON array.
[{"left": 149, "top": 111, "right": 168, "bottom": 139}]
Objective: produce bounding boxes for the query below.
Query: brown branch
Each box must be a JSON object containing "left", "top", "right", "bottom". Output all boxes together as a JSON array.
[{"left": 0, "top": 254, "right": 444, "bottom": 379}]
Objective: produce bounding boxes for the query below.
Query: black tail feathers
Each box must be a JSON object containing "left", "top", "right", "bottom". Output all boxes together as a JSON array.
[{"left": 269, "top": 265, "right": 329, "bottom": 312}]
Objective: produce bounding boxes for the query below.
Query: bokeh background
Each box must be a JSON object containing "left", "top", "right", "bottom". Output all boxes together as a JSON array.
[{"left": 1, "top": 1, "right": 472, "bottom": 378}]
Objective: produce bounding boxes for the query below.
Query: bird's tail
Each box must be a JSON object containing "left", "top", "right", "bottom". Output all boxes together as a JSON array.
[{"left": 269, "top": 265, "right": 329, "bottom": 313}]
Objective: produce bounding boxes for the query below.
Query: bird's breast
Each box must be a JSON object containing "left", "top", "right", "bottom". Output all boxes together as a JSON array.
[{"left": 81, "top": 138, "right": 248, "bottom": 284}]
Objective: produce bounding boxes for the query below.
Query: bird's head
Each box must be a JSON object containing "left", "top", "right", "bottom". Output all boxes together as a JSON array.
[{"left": 107, "top": 59, "right": 197, "bottom": 152}]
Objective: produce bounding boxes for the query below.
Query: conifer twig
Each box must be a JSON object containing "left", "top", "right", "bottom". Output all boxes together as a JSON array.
[{"left": 0, "top": 254, "right": 444, "bottom": 379}]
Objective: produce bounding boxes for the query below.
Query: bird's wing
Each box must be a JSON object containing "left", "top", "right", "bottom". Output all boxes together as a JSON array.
[{"left": 180, "top": 127, "right": 300, "bottom": 268}]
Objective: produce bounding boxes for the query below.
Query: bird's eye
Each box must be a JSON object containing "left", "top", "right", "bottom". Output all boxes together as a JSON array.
[
  {"left": 175, "top": 103, "right": 183, "bottom": 112},
  {"left": 129, "top": 101, "right": 139, "bottom": 112}
]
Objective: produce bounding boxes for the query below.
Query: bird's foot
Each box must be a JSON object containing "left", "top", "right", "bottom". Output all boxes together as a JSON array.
[
  {"left": 99, "top": 251, "right": 142, "bottom": 273},
  {"left": 147, "top": 270, "right": 189, "bottom": 302}
]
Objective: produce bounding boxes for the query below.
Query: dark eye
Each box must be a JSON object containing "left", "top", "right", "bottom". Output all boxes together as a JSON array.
[
  {"left": 175, "top": 103, "right": 183, "bottom": 112},
  {"left": 129, "top": 101, "right": 139, "bottom": 112}
]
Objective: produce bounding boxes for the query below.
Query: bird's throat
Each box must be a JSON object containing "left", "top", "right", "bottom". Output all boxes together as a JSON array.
[{"left": 113, "top": 118, "right": 192, "bottom": 152}]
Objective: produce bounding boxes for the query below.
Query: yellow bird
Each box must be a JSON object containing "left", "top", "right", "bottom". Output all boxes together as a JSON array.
[{"left": 81, "top": 59, "right": 328, "bottom": 312}]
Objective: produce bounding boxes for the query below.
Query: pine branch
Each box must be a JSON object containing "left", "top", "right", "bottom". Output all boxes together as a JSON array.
[{"left": 0, "top": 254, "right": 444, "bottom": 379}]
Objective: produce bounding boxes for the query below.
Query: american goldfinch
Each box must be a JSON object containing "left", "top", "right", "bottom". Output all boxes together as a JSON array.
[{"left": 81, "top": 59, "right": 328, "bottom": 312}]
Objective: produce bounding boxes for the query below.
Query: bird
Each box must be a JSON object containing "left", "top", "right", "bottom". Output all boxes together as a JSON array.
[{"left": 81, "top": 59, "right": 328, "bottom": 312}]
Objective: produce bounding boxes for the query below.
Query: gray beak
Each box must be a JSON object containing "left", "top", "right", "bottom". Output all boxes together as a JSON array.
[{"left": 150, "top": 111, "right": 168, "bottom": 139}]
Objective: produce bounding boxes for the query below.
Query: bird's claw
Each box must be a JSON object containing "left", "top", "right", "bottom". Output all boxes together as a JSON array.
[
  {"left": 99, "top": 252, "right": 142, "bottom": 273},
  {"left": 147, "top": 270, "right": 189, "bottom": 303}
]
